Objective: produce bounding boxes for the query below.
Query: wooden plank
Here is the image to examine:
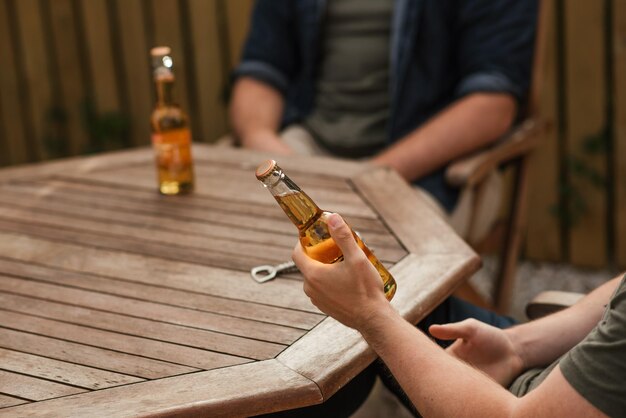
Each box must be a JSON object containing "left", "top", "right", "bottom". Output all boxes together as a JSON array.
[
  {"left": 4, "top": 180, "right": 386, "bottom": 238},
  {"left": 0, "top": 360, "right": 322, "bottom": 418},
  {"left": 0, "top": 182, "right": 297, "bottom": 247},
  {"left": 14, "top": 0, "right": 51, "bottom": 162},
  {"left": 193, "top": 161, "right": 355, "bottom": 194},
  {"left": 9, "top": 177, "right": 389, "bottom": 235},
  {"left": 48, "top": 0, "right": 87, "bottom": 156},
  {"left": 186, "top": 157, "right": 355, "bottom": 192},
  {"left": 80, "top": 0, "right": 120, "bottom": 113},
  {"left": 56, "top": 165, "right": 355, "bottom": 219},
  {"left": 188, "top": 0, "right": 228, "bottom": 142},
  {"left": 115, "top": 0, "right": 152, "bottom": 146},
  {"left": 389, "top": 254, "right": 482, "bottom": 322},
  {"left": 0, "top": 144, "right": 367, "bottom": 183},
  {"left": 4, "top": 180, "right": 400, "bottom": 249},
  {"left": 0, "top": 348, "right": 142, "bottom": 390},
  {"left": 0, "top": 217, "right": 277, "bottom": 271},
  {"left": 0, "top": 204, "right": 290, "bottom": 262},
  {"left": 0, "top": 370, "right": 85, "bottom": 401},
  {"left": 71, "top": 164, "right": 380, "bottom": 219},
  {"left": 0, "top": 292, "right": 289, "bottom": 360},
  {"left": 0, "top": 327, "right": 198, "bottom": 379},
  {"left": 195, "top": 160, "right": 356, "bottom": 193},
  {"left": 0, "top": 309, "right": 249, "bottom": 370},
  {"left": 564, "top": 0, "right": 607, "bottom": 266},
  {"left": 0, "top": 258, "right": 323, "bottom": 330},
  {"left": 8, "top": 173, "right": 355, "bottom": 219},
  {"left": 277, "top": 317, "right": 373, "bottom": 401},
  {"left": 192, "top": 145, "right": 371, "bottom": 179},
  {"left": 0, "top": 0, "right": 29, "bottom": 164},
  {"left": 0, "top": 198, "right": 404, "bottom": 263},
  {"left": 0, "top": 184, "right": 269, "bottom": 243},
  {"left": 4, "top": 175, "right": 289, "bottom": 222},
  {"left": 0, "top": 276, "right": 303, "bottom": 347},
  {"left": 0, "top": 394, "right": 27, "bottom": 408},
  {"left": 352, "top": 167, "right": 477, "bottom": 258},
  {"left": 0, "top": 231, "right": 318, "bottom": 312},
  {"left": 525, "top": 0, "right": 562, "bottom": 261},
  {"left": 614, "top": 0, "right": 626, "bottom": 268},
  {"left": 0, "top": 146, "right": 152, "bottom": 182},
  {"left": 225, "top": 0, "right": 254, "bottom": 69},
  {"left": 277, "top": 253, "right": 479, "bottom": 399}
]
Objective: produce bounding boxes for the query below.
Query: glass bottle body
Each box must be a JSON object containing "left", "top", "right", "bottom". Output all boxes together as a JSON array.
[
  {"left": 150, "top": 51, "right": 194, "bottom": 195},
  {"left": 260, "top": 163, "right": 397, "bottom": 300}
]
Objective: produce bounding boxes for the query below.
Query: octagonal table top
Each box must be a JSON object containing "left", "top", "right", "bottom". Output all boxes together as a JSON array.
[{"left": 0, "top": 145, "right": 480, "bottom": 417}]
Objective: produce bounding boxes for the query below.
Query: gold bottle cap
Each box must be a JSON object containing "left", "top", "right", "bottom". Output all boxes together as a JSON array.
[
  {"left": 150, "top": 46, "right": 171, "bottom": 57},
  {"left": 255, "top": 160, "right": 277, "bottom": 179},
  {"left": 150, "top": 46, "right": 174, "bottom": 80}
]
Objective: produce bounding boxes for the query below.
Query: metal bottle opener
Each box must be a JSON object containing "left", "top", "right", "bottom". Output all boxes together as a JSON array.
[
  {"left": 250, "top": 231, "right": 364, "bottom": 283},
  {"left": 250, "top": 260, "right": 299, "bottom": 283}
]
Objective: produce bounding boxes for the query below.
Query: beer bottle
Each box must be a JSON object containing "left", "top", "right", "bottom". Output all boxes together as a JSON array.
[
  {"left": 150, "top": 46, "right": 194, "bottom": 195},
  {"left": 255, "top": 160, "right": 397, "bottom": 300}
]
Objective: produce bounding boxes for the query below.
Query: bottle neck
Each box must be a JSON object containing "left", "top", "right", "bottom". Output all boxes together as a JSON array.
[
  {"left": 262, "top": 171, "right": 322, "bottom": 230},
  {"left": 154, "top": 76, "right": 176, "bottom": 107}
]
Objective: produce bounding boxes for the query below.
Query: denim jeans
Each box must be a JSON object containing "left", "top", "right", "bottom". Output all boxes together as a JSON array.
[{"left": 259, "top": 297, "right": 516, "bottom": 418}]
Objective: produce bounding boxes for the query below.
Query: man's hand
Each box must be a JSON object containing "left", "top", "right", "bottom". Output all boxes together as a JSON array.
[
  {"left": 292, "top": 213, "right": 390, "bottom": 329},
  {"left": 230, "top": 77, "right": 294, "bottom": 155},
  {"left": 242, "top": 128, "right": 294, "bottom": 156},
  {"left": 429, "top": 319, "right": 525, "bottom": 386},
  {"left": 369, "top": 93, "right": 516, "bottom": 182}
]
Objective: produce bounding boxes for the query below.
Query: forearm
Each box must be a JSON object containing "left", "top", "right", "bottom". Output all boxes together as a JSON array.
[
  {"left": 297, "top": 214, "right": 611, "bottom": 417},
  {"left": 506, "top": 276, "right": 621, "bottom": 369},
  {"left": 229, "top": 77, "right": 292, "bottom": 155},
  {"left": 371, "top": 93, "right": 516, "bottom": 182},
  {"left": 361, "top": 305, "right": 520, "bottom": 418}
]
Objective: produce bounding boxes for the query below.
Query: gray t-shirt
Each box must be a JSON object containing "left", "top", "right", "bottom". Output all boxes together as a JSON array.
[
  {"left": 303, "top": 0, "right": 393, "bottom": 157},
  {"left": 509, "top": 276, "right": 626, "bottom": 417}
]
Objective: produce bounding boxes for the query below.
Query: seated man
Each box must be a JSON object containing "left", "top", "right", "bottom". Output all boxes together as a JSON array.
[
  {"left": 293, "top": 213, "right": 625, "bottom": 417},
  {"left": 230, "top": 0, "right": 538, "bottom": 230}
]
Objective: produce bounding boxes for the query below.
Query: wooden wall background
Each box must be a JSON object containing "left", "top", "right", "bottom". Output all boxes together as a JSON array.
[
  {"left": 0, "top": 0, "right": 624, "bottom": 269},
  {"left": 0, "top": 0, "right": 253, "bottom": 162},
  {"left": 525, "top": 0, "right": 625, "bottom": 270}
]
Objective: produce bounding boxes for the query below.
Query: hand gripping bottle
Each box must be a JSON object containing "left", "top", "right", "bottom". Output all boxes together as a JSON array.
[{"left": 256, "top": 160, "right": 396, "bottom": 300}]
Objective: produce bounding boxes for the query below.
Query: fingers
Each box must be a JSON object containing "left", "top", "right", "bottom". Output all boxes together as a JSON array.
[
  {"left": 428, "top": 320, "right": 475, "bottom": 341},
  {"left": 326, "top": 213, "right": 362, "bottom": 260},
  {"left": 292, "top": 241, "right": 309, "bottom": 269},
  {"left": 292, "top": 241, "right": 324, "bottom": 276}
]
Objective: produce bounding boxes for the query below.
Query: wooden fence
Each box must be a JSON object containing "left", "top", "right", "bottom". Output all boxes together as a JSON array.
[
  {"left": 0, "top": 0, "right": 624, "bottom": 269},
  {"left": 525, "top": 0, "right": 625, "bottom": 269},
  {"left": 0, "top": 0, "right": 253, "bottom": 162}
]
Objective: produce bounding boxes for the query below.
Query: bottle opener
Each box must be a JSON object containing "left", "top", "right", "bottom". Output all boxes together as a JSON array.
[{"left": 250, "top": 260, "right": 299, "bottom": 283}]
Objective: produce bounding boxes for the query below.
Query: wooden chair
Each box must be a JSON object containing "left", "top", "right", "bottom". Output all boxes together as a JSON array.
[
  {"left": 526, "top": 290, "right": 584, "bottom": 320},
  {"left": 450, "top": 0, "right": 553, "bottom": 314}
]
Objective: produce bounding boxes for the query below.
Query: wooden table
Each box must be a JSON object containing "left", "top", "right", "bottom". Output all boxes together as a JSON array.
[{"left": 0, "top": 145, "right": 480, "bottom": 417}]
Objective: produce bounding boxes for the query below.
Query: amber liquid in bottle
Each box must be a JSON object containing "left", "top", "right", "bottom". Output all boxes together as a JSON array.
[
  {"left": 257, "top": 161, "right": 397, "bottom": 300},
  {"left": 150, "top": 47, "right": 194, "bottom": 195}
]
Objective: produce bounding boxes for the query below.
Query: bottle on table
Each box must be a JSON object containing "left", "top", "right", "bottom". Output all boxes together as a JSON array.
[
  {"left": 150, "top": 46, "right": 195, "bottom": 195},
  {"left": 255, "top": 160, "right": 397, "bottom": 300}
]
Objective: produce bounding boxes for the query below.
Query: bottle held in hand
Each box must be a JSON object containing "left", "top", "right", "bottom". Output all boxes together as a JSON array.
[{"left": 255, "top": 160, "right": 397, "bottom": 300}]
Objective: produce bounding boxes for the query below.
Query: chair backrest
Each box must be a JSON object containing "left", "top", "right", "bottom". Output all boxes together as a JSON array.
[
  {"left": 527, "top": 0, "right": 553, "bottom": 119},
  {"left": 451, "top": 0, "right": 556, "bottom": 314}
]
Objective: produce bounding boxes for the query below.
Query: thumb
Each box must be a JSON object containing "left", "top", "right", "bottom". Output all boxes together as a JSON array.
[
  {"left": 326, "top": 213, "right": 362, "bottom": 260},
  {"left": 429, "top": 321, "right": 474, "bottom": 341}
]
